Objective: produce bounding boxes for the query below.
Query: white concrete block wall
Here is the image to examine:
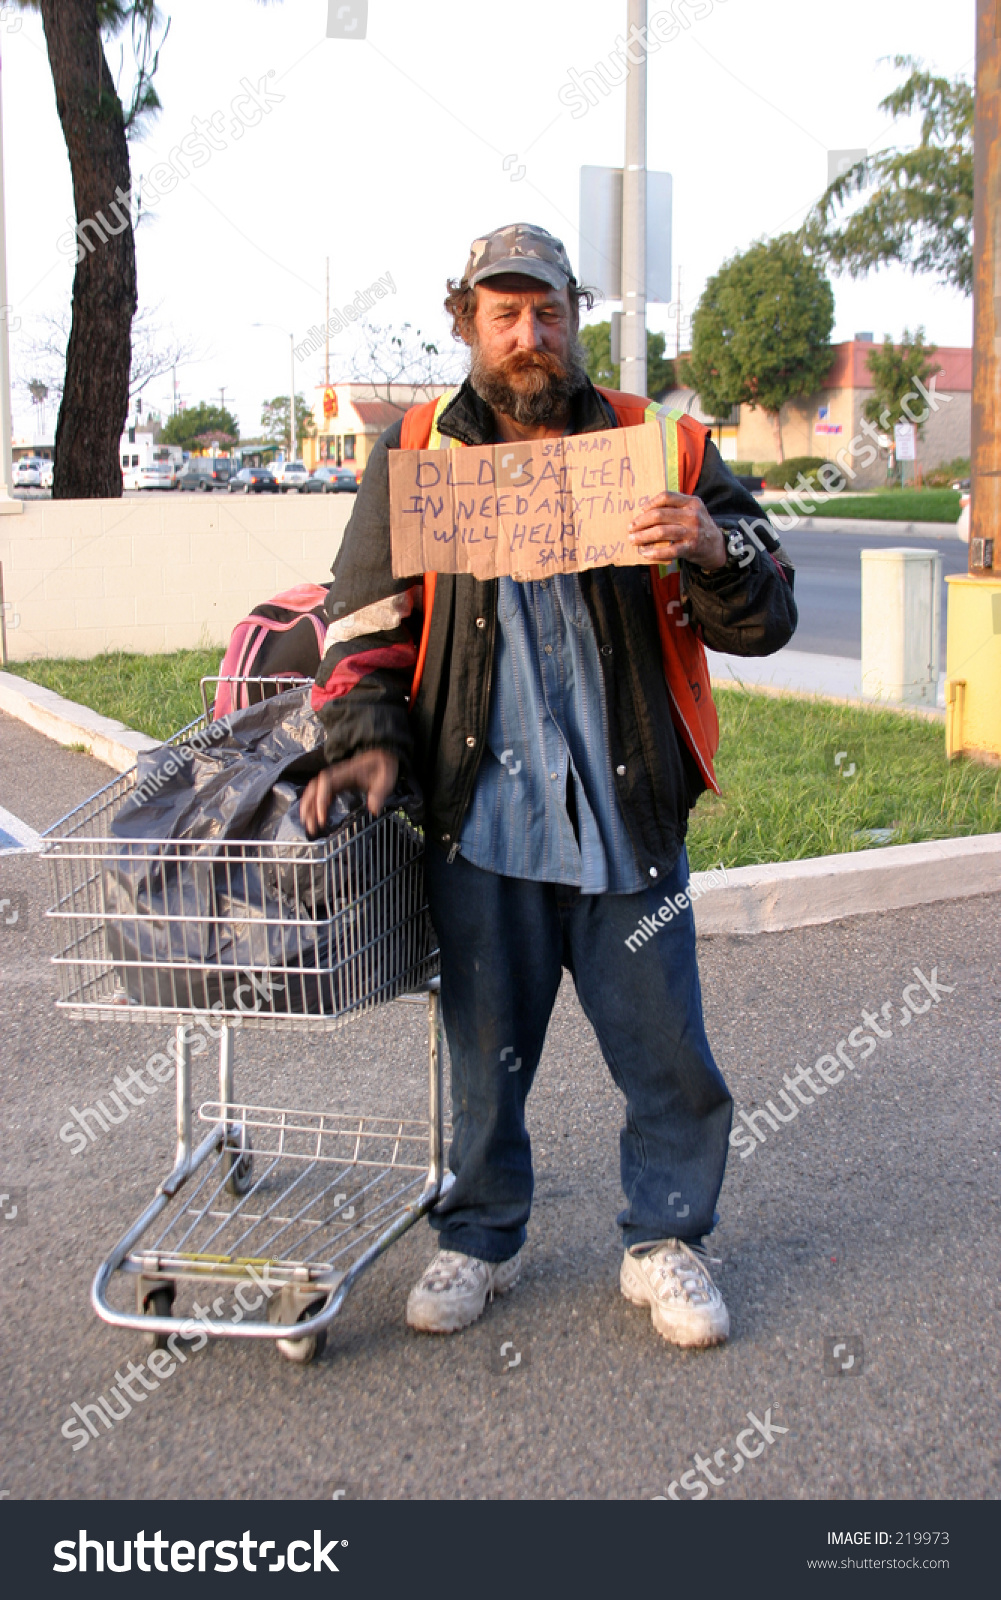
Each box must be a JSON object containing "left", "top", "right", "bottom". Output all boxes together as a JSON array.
[{"left": 0, "top": 495, "right": 354, "bottom": 662}]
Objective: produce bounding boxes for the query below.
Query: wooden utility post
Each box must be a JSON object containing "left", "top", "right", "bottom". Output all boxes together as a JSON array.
[
  {"left": 943, "top": 0, "right": 1001, "bottom": 761},
  {"left": 970, "top": 0, "right": 1000, "bottom": 572}
]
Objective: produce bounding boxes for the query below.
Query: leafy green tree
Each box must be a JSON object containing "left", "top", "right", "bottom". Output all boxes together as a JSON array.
[
  {"left": 578, "top": 323, "right": 676, "bottom": 399},
  {"left": 804, "top": 57, "right": 973, "bottom": 295},
  {"left": 862, "top": 328, "right": 941, "bottom": 439},
  {"left": 260, "top": 395, "right": 317, "bottom": 457},
  {"left": 688, "top": 235, "right": 835, "bottom": 462},
  {"left": 160, "top": 402, "right": 239, "bottom": 450}
]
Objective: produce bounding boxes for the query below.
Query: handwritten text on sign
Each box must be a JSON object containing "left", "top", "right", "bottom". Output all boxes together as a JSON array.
[{"left": 389, "top": 421, "right": 668, "bottom": 580}]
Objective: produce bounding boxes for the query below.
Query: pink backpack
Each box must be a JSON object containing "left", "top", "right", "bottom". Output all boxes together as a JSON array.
[{"left": 213, "top": 583, "right": 330, "bottom": 719}]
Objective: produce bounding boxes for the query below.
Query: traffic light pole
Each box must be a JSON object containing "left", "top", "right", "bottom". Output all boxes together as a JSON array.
[
  {"left": 971, "top": 0, "right": 999, "bottom": 572},
  {"left": 620, "top": 0, "right": 647, "bottom": 398}
]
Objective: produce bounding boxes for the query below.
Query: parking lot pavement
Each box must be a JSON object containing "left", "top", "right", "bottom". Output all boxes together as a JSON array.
[{"left": 1, "top": 711, "right": 998, "bottom": 1502}]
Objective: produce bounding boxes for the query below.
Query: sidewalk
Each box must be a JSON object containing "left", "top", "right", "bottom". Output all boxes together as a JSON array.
[{"left": 707, "top": 646, "right": 947, "bottom": 713}]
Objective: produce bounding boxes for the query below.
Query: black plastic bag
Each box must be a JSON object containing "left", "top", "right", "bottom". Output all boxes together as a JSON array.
[{"left": 102, "top": 687, "right": 434, "bottom": 1016}]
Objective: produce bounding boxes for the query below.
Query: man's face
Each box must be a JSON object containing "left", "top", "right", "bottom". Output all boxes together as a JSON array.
[{"left": 467, "top": 276, "right": 587, "bottom": 426}]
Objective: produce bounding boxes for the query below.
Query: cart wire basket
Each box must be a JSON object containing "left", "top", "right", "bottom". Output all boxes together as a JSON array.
[{"left": 42, "top": 678, "right": 449, "bottom": 1362}]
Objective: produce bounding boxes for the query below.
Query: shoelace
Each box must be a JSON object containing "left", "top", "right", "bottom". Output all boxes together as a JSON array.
[
  {"left": 637, "top": 1239, "right": 721, "bottom": 1304},
  {"left": 424, "top": 1251, "right": 485, "bottom": 1292}
]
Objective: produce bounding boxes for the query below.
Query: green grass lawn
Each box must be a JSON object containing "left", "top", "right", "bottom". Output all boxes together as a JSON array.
[
  {"left": 686, "top": 687, "right": 1000, "bottom": 869},
  {"left": 8, "top": 652, "right": 1000, "bottom": 865},
  {"left": 774, "top": 488, "right": 961, "bottom": 524},
  {"left": 8, "top": 648, "right": 223, "bottom": 742}
]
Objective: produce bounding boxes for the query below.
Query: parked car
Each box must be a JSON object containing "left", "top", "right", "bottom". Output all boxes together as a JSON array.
[
  {"left": 138, "top": 463, "right": 179, "bottom": 490},
  {"left": 177, "top": 457, "right": 233, "bottom": 491},
  {"left": 14, "top": 457, "right": 46, "bottom": 488},
  {"left": 229, "top": 467, "right": 278, "bottom": 494},
  {"left": 270, "top": 460, "right": 310, "bottom": 493},
  {"left": 40, "top": 460, "right": 54, "bottom": 490},
  {"left": 302, "top": 465, "right": 359, "bottom": 494}
]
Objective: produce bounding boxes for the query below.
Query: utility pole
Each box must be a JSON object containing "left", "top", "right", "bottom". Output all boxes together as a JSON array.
[
  {"left": 172, "top": 363, "right": 177, "bottom": 416},
  {"left": 325, "top": 256, "right": 330, "bottom": 388},
  {"left": 0, "top": 40, "right": 15, "bottom": 503},
  {"left": 620, "top": 0, "right": 647, "bottom": 397},
  {"left": 219, "top": 386, "right": 227, "bottom": 414},
  {"left": 675, "top": 264, "right": 682, "bottom": 361},
  {"left": 290, "top": 332, "right": 297, "bottom": 460},
  {"left": 971, "top": 0, "right": 1000, "bottom": 574}
]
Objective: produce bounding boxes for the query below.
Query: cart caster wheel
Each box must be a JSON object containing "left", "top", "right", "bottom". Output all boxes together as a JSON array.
[
  {"left": 223, "top": 1127, "right": 254, "bottom": 1196},
  {"left": 141, "top": 1283, "right": 176, "bottom": 1350},
  {"left": 275, "top": 1299, "right": 328, "bottom": 1364}
]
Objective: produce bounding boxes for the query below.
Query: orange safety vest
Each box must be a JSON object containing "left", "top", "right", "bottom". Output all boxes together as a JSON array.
[{"left": 399, "top": 387, "right": 720, "bottom": 794}]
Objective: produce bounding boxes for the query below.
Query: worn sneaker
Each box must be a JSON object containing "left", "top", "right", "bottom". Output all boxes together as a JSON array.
[
  {"left": 405, "top": 1248, "right": 522, "bottom": 1334},
  {"left": 620, "top": 1239, "right": 729, "bottom": 1349}
]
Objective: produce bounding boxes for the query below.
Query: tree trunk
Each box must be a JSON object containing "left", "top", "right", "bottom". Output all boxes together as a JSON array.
[
  {"left": 768, "top": 407, "right": 785, "bottom": 464},
  {"left": 40, "top": 0, "right": 136, "bottom": 499}
]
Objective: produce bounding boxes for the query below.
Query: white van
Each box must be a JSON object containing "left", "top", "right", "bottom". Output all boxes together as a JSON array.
[{"left": 120, "top": 431, "right": 182, "bottom": 490}]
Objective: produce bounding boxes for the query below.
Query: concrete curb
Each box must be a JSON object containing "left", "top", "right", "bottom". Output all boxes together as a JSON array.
[
  {"left": 755, "top": 506, "right": 962, "bottom": 539},
  {"left": 791, "top": 516, "right": 962, "bottom": 538},
  {"left": 0, "top": 670, "right": 160, "bottom": 771},
  {"left": 691, "top": 833, "right": 1001, "bottom": 935},
  {"left": 1, "top": 670, "right": 997, "bottom": 934}
]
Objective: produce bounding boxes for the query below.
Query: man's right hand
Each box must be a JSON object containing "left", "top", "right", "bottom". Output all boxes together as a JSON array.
[{"left": 301, "top": 748, "right": 399, "bottom": 836}]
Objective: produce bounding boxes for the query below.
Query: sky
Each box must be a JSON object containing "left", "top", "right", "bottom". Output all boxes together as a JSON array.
[{"left": 1, "top": 0, "right": 976, "bottom": 444}]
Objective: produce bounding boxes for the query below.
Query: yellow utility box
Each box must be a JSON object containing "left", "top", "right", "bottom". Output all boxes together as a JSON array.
[{"left": 944, "top": 574, "right": 1001, "bottom": 762}]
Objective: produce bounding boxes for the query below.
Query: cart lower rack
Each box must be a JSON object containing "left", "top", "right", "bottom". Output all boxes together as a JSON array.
[{"left": 43, "top": 684, "right": 448, "bottom": 1363}]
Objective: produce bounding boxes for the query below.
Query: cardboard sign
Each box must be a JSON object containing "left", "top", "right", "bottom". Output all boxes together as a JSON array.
[{"left": 388, "top": 420, "right": 668, "bottom": 581}]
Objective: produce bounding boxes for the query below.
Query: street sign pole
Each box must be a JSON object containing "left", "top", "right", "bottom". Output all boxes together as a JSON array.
[
  {"left": 620, "top": 0, "right": 647, "bottom": 398},
  {"left": 971, "top": 0, "right": 999, "bottom": 573}
]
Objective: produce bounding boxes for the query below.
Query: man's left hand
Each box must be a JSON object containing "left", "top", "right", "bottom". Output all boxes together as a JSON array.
[{"left": 628, "top": 491, "right": 727, "bottom": 571}]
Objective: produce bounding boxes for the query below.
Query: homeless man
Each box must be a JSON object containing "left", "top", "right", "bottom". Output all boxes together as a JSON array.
[{"left": 301, "top": 223, "right": 797, "bottom": 1349}]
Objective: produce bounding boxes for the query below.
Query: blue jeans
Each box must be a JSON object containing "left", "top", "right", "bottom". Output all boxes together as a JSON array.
[{"left": 423, "top": 841, "right": 732, "bottom": 1263}]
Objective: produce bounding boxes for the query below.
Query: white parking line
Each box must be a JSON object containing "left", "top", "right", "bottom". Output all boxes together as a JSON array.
[{"left": 0, "top": 805, "right": 42, "bottom": 856}]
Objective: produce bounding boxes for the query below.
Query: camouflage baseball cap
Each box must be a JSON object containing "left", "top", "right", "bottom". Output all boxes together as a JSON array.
[{"left": 464, "top": 223, "right": 576, "bottom": 291}]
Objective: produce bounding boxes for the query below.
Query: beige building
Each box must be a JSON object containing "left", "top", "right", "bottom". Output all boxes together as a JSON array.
[
  {"left": 678, "top": 340, "right": 971, "bottom": 487},
  {"left": 305, "top": 383, "right": 454, "bottom": 477}
]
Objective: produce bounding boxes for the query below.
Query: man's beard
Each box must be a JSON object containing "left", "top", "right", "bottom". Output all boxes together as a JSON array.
[{"left": 468, "top": 339, "right": 589, "bottom": 426}]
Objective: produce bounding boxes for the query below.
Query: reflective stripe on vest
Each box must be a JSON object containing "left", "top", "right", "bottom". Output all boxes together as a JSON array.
[{"left": 428, "top": 391, "right": 458, "bottom": 450}]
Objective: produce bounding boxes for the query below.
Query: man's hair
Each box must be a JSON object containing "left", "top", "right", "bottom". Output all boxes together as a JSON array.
[{"left": 443, "top": 278, "right": 597, "bottom": 342}]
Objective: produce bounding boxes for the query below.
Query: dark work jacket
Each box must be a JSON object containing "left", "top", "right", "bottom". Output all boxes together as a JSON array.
[{"left": 313, "top": 379, "right": 797, "bottom": 880}]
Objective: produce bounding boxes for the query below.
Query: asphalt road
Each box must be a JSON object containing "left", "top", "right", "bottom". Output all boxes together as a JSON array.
[
  {"left": 772, "top": 524, "right": 967, "bottom": 661},
  {"left": 1, "top": 712, "right": 998, "bottom": 1503}
]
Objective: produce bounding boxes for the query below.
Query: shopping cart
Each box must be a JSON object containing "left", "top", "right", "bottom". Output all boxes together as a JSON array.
[{"left": 42, "top": 677, "right": 448, "bottom": 1363}]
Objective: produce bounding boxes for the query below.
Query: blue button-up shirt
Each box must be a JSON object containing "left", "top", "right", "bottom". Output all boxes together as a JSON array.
[{"left": 457, "top": 573, "right": 645, "bottom": 894}]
